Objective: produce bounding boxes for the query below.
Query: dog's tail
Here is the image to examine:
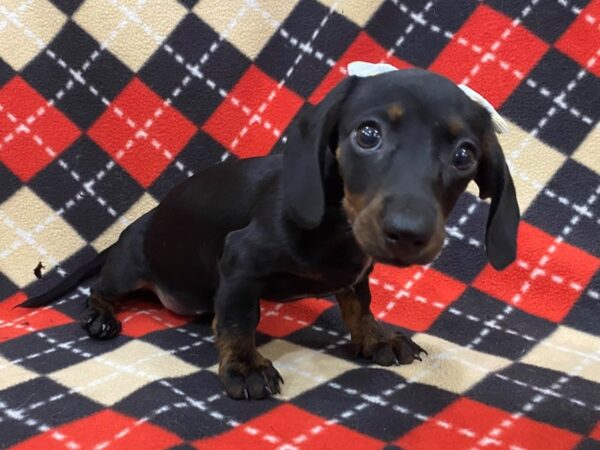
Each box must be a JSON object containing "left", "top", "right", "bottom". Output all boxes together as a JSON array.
[{"left": 18, "top": 246, "right": 113, "bottom": 308}]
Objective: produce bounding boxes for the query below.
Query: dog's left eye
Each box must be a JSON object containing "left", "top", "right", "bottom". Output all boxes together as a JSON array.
[
  {"left": 354, "top": 123, "right": 382, "bottom": 150},
  {"left": 452, "top": 144, "right": 476, "bottom": 171}
]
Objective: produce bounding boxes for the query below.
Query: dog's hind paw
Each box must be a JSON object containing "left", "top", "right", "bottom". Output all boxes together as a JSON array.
[{"left": 81, "top": 307, "right": 122, "bottom": 340}]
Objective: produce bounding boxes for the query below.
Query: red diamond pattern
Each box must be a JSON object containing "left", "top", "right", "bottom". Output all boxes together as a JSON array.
[
  {"left": 194, "top": 404, "right": 385, "bottom": 450},
  {"left": 1, "top": 292, "right": 73, "bottom": 343},
  {"left": 0, "top": 77, "right": 80, "bottom": 181},
  {"left": 11, "top": 410, "right": 183, "bottom": 450},
  {"left": 556, "top": 0, "right": 600, "bottom": 78},
  {"left": 430, "top": 4, "right": 548, "bottom": 107},
  {"left": 396, "top": 398, "right": 583, "bottom": 450},
  {"left": 473, "top": 222, "right": 600, "bottom": 322},
  {"left": 88, "top": 78, "right": 196, "bottom": 188},
  {"left": 116, "top": 298, "right": 193, "bottom": 338},
  {"left": 370, "top": 264, "right": 467, "bottom": 331},
  {"left": 309, "top": 31, "right": 411, "bottom": 105},
  {"left": 203, "top": 65, "right": 303, "bottom": 158},
  {"left": 258, "top": 298, "right": 334, "bottom": 338}
]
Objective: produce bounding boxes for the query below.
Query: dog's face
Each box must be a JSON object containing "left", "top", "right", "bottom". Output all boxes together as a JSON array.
[
  {"left": 336, "top": 72, "right": 494, "bottom": 266},
  {"left": 283, "top": 69, "right": 520, "bottom": 270}
]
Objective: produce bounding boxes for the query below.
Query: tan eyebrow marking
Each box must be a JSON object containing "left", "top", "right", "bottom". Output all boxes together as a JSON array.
[
  {"left": 448, "top": 117, "right": 463, "bottom": 136},
  {"left": 387, "top": 103, "right": 404, "bottom": 122}
]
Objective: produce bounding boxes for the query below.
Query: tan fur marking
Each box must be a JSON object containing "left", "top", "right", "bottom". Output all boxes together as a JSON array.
[
  {"left": 348, "top": 194, "right": 388, "bottom": 256},
  {"left": 217, "top": 330, "right": 252, "bottom": 373},
  {"left": 449, "top": 117, "right": 463, "bottom": 136},
  {"left": 336, "top": 288, "right": 388, "bottom": 353},
  {"left": 421, "top": 212, "right": 446, "bottom": 261},
  {"left": 211, "top": 314, "right": 218, "bottom": 335},
  {"left": 89, "top": 292, "right": 116, "bottom": 314},
  {"left": 216, "top": 329, "right": 270, "bottom": 376},
  {"left": 342, "top": 188, "right": 367, "bottom": 222},
  {"left": 336, "top": 288, "right": 363, "bottom": 332},
  {"left": 387, "top": 103, "right": 404, "bottom": 121}
]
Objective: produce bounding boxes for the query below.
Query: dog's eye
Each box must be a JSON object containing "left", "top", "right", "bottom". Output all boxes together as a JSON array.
[
  {"left": 354, "top": 123, "right": 381, "bottom": 149},
  {"left": 452, "top": 144, "right": 476, "bottom": 171}
]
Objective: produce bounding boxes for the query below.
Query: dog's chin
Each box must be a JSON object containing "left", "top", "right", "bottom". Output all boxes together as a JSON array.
[
  {"left": 375, "top": 252, "right": 438, "bottom": 268},
  {"left": 375, "top": 256, "right": 412, "bottom": 268},
  {"left": 350, "top": 223, "right": 444, "bottom": 268},
  {"left": 359, "top": 242, "right": 443, "bottom": 268}
]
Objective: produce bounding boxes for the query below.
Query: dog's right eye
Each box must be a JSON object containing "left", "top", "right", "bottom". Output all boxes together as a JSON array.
[
  {"left": 452, "top": 143, "right": 477, "bottom": 171},
  {"left": 354, "top": 123, "right": 382, "bottom": 150}
]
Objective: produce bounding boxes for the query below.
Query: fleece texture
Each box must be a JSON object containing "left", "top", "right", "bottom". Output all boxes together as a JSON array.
[{"left": 0, "top": 0, "right": 599, "bottom": 449}]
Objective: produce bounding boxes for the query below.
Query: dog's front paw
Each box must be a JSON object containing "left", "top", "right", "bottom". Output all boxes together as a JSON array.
[
  {"left": 219, "top": 356, "right": 283, "bottom": 400},
  {"left": 353, "top": 321, "right": 427, "bottom": 366},
  {"left": 362, "top": 332, "right": 427, "bottom": 366}
]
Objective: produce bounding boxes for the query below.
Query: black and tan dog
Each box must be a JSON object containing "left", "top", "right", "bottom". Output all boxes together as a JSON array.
[{"left": 20, "top": 68, "right": 519, "bottom": 400}]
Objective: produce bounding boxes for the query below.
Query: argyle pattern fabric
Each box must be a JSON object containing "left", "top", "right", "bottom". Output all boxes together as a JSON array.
[{"left": 0, "top": 0, "right": 599, "bottom": 449}]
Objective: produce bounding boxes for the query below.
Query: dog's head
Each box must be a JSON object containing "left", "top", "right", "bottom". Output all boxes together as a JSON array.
[{"left": 283, "top": 69, "right": 519, "bottom": 270}]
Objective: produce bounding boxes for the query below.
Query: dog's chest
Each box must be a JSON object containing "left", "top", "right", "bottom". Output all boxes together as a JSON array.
[{"left": 263, "top": 243, "right": 371, "bottom": 301}]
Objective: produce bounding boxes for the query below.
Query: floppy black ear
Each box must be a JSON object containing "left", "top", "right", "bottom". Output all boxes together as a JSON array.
[
  {"left": 282, "top": 77, "right": 357, "bottom": 228},
  {"left": 475, "top": 133, "right": 520, "bottom": 270}
]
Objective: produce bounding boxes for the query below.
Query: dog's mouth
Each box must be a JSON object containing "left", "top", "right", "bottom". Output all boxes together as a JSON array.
[
  {"left": 348, "top": 213, "right": 445, "bottom": 268},
  {"left": 373, "top": 247, "right": 442, "bottom": 267},
  {"left": 343, "top": 193, "right": 446, "bottom": 268}
]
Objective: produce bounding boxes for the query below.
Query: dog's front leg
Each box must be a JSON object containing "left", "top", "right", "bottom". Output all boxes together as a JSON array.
[
  {"left": 336, "top": 278, "right": 427, "bottom": 366},
  {"left": 214, "top": 281, "right": 282, "bottom": 400},
  {"left": 214, "top": 234, "right": 283, "bottom": 400}
]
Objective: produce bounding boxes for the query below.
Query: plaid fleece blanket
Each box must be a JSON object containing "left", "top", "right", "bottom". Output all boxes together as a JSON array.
[{"left": 0, "top": 0, "right": 599, "bottom": 449}]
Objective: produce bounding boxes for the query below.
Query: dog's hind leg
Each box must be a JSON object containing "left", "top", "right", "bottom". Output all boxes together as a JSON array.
[
  {"left": 81, "top": 290, "right": 122, "bottom": 339},
  {"left": 81, "top": 248, "right": 144, "bottom": 339},
  {"left": 81, "top": 213, "right": 150, "bottom": 340}
]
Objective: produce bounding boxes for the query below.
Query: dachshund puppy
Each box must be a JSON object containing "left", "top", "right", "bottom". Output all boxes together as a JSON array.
[{"left": 20, "top": 68, "right": 519, "bottom": 400}]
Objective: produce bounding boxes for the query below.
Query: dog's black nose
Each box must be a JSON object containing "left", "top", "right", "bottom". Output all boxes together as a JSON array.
[{"left": 383, "top": 214, "right": 433, "bottom": 252}]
